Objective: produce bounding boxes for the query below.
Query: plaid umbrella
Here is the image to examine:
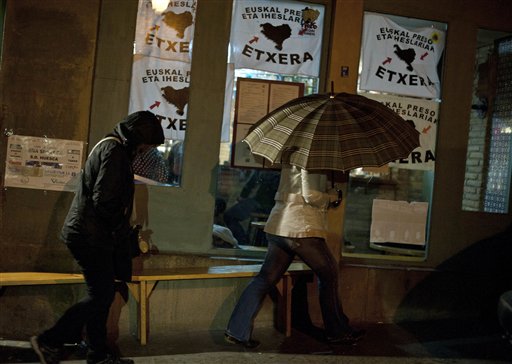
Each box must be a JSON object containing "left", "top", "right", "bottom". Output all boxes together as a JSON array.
[{"left": 243, "top": 92, "right": 420, "bottom": 171}]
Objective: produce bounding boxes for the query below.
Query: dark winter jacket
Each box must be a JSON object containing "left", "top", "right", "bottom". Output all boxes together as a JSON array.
[{"left": 61, "top": 111, "right": 164, "bottom": 250}]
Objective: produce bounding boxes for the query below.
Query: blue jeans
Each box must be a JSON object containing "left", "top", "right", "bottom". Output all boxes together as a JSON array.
[{"left": 226, "top": 233, "right": 351, "bottom": 341}]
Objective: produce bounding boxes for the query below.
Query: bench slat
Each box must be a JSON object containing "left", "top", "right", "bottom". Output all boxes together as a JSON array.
[
  {"left": 1, "top": 263, "right": 310, "bottom": 285},
  {"left": 0, "top": 272, "right": 84, "bottom": 286},
  {"left": 131, "top": 262, "right": 310, "bottom": 281}
]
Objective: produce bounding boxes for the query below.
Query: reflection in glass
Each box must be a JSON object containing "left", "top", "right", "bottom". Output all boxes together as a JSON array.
[
  {"left": 463, "top": 30, "right": 512, "bottom": 213},
  {"left": 214, "top": 69, "right": 319, "bottom": 250},
  {"left": 131, "top": 140, "right": 183, "bottom": 186},
  {"left": 344, "top": 167, "right": 433, "bottom": 257},
  {"left": 133, "top": 147, "right": 170, "bottom": 183}
]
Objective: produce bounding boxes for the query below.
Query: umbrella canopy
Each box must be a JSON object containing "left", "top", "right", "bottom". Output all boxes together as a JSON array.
[{"left": 243, "top": 92, "right": 420, "bottom": 171}]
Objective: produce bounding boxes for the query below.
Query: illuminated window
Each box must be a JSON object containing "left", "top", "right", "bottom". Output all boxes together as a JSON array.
[
  {"left": 213, "top": 0, "right": 328, "bottom": 251},
  {"left": 128, "top": 0, "right": 196, "bottom": 186}
]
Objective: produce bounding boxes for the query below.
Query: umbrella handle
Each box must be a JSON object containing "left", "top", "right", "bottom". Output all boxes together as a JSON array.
[
  {"left": 329, "top": 189, "right": 343, "bottom": 208},
  {"left": 329, "top": 170, "right": 343, "bottom": 208}
]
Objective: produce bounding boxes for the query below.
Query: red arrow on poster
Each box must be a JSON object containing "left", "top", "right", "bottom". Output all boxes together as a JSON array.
[
  {"left": 422, "top": 125, "right": 432, "bottom": 134},
  {"left": 382, "top": 57, "right": 391, "bottom": 65},
  {"left": 420, "top": 52, "right": 429, "bottom": 60},
  {"left": 249, "top": 36, "right": 259, "bottom": 44},
  {"left": 149, "top": 101, "right": 161, "bottom": 110}
]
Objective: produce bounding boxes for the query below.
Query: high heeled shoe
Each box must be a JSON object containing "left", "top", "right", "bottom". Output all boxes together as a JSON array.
[{"left": 224, "top": 333, "right": 261, "bottom": 349}]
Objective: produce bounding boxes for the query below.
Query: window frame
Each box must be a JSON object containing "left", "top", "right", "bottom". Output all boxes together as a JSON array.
[
  {"left": 208, "top": 0, "right": 334, "bottom": 259},
  {"left": 341, "top": 11, "right": 448, "bottom": 262}
]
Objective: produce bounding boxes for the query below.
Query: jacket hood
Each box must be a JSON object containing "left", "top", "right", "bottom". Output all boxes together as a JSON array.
[{"left": 113, "top": 111, "right": 165, "bottom": 148}]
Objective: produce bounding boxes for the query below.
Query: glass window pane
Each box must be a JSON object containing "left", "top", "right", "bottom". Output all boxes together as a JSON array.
[
  {"left": 343, "top": 12, "right": 447, "bottom": 259},
  {"left": 128, "top": 0, "right": 195, "bottom": 186},
  {"left": 214, "top": 0, "right": 327, "bottom": 251},
  {"left": 215, "top": 69, "right": 319, "bottom": 249},
  {"left": 463, "top": 30, "right": 512, "bottom": 213}
]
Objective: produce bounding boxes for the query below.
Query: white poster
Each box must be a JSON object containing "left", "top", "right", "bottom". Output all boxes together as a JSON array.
[
  {"left": 360, "top": 13, "right": 445, "bottom": 99},
  {"left": 4, "top": 135, "right": 84, "bottom": 192},
  {"left": 363, "top": 93, "right": 439, "bottom": 170},
  {"left": 130, "top": 0, "right": 197, "bottom": 141},
  {"left": 129, "top": 57, "right": 190, "bottom": 140},
  {"left": 134, "top": 0, "right": 196, "bottom": 63},
  {"left": 231, "top": 0, "right": 324, "bottom": 77}
]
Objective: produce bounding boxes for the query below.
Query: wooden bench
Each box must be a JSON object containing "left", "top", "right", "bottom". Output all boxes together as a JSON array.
[{"left": 0, "top": 262, "right": 312, "bottom": 345}]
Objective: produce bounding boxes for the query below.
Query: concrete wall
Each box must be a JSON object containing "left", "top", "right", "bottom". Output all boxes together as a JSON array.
[
  {"left": 0, "top": 0, "right": 511, "bottom": 341},
  {"left": 0, "top": 0, "right": 101, "bottom": 271}
]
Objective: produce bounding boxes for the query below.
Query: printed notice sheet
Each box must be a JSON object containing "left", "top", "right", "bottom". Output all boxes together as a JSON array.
[{"left": 4, "top": 135, "right": 84, "bottom": 192}]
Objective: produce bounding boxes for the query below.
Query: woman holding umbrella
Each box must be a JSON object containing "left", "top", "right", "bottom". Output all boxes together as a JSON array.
[
  {"left": 225, "top": 163, "right": 364, "bottom": 348},
  {"left": 224, "top": 90, "right": 420, "bottom": 348}
]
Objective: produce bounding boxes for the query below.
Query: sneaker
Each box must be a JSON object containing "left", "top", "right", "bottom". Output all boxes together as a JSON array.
[
  {"left": 87, "top": 354, "right": 134, "bottom": 364},
  {"left": 30, "top": 336, "right": 62, "bottom": 364},
  {"left": 327, "top": 329, "right": 366, "bottom": 345},
  {"left": 224, "top": 333, "right": 260, "bottom": 349}
]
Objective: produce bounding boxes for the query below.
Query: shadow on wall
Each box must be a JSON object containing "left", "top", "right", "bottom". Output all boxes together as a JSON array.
[
  {"left": 37, "top": 177, "right": 80, "bottom": 272},
  {"left": 394, "top": 224, "right": 512, "bottom": 324}
]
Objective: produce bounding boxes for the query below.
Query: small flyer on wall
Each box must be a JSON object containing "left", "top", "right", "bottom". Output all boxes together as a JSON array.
[{"left": 4, "top": 135, "right": 84, "bottom": 192}]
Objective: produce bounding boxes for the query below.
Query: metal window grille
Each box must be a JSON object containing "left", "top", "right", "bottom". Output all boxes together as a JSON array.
[{"left": 484, "top": 37, "right": 512, "bottom": 213}]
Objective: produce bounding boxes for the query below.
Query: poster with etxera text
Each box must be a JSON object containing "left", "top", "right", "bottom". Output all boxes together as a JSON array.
[
  {"left": 231, "top": 0, "right": 324, "bottom": 77},
  {"left": 360, "top": 13, "right": 445, "bottom": 99},
  {"left": 363, "top": 93, "right": 439, "bottom": 170},
  {"left": 129, "top": 0, "right": 197, "bottom": 141}
]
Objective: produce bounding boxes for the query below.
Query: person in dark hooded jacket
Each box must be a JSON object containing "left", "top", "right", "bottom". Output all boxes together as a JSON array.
[{"left": 30, "top": 111, "right": 164, "bottom": 364}]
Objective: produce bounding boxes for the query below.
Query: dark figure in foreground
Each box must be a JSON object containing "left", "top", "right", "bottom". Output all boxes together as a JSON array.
[
  {"left": 30, "top": 111, "right": 164, "bottom": 364},
  {"left": 225, "top": 164, "right": 364, "bottom": 348}
]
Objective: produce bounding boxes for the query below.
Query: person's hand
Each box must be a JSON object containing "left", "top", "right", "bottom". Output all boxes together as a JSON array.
[{"left": 327, "top": 188, "right": 343, "bottom": 208}]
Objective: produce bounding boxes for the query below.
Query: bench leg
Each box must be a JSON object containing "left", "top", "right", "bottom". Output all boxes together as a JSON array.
[
  {"left": 275, "top": 275, "right": 292, "bottom": 337},
  {"left": 139, "top": 281, "right": 157, "bottom": 346},
  {"left": 140, "top": 281, "right": 147, "bottom": 345},
  {"left": 126, "top": 281, "right": 150, "bottom": 346}
]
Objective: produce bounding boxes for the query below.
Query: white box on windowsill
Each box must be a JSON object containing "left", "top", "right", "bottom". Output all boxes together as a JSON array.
[{"left": 370, "top": 199, "right": 429, "bottom": 246}]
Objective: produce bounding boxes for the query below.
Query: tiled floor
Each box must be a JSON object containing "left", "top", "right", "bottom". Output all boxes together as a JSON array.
[{"left": 1, "top": 318, "right": 510, "bottom": 363}]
